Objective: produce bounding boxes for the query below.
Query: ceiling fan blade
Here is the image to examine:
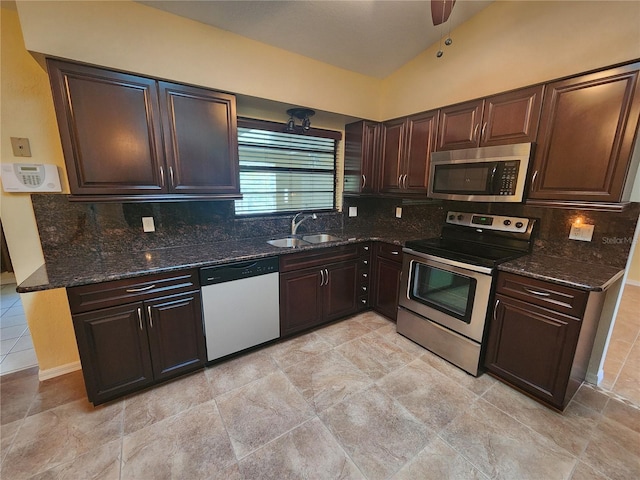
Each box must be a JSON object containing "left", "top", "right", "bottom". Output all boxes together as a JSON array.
[{"left": 431, "top": 0, "right": 456, "bottom": 26}]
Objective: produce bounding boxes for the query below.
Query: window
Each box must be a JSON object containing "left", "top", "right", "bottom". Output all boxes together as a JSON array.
[{"left": 235, "top": 119, "right": 338, "bottom": 216}]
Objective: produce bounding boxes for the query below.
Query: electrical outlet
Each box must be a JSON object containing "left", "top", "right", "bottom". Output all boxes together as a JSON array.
[
  {"left": 569, "top": 223, "right": 594, "bottom": 242},
  {"left": 10, "top": 137, "right": 32, "bottom": 157},
  {"left": 142, "top": 217, "right": 155, "bottom": 232},
  {"left": 395, "top": 207, "right": 402, "bottom": 218},
  {"left": 348, "top": 206, "right": 358, "bottom": 217}
]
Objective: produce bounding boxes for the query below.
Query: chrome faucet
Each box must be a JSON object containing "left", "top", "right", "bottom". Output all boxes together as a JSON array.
[{"left": 291, "top": 212, "right": 317, "bottom": 235}]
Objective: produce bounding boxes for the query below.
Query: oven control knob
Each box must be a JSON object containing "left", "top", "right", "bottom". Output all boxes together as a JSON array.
[
  {"left": 503, "top": 219, "right": 511, "bottom": 226},
  {"left": 515, "top": 221, "right": 524, "bottom": 228},
  {"left": 457, "top": 214, "right": 464, "bottom": 221}
]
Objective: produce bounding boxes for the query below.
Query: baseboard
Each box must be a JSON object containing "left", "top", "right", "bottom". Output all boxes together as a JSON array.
[
  {"left": 585, "top": 369, "right": 603, "bottom": 386},
  {"left": 38, "top": 361, "right": 81, "bottom": 381},
  {"left": 626, "top": 279, "right": 640, "bottom": 287}
]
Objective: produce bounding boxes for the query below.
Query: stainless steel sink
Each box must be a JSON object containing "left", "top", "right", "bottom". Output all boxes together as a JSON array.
[
  {"left": 302, "top": 234, "right": 342, "bottom": 244},
  {"left": 267, "top": 237, "right": 310, "bottom": 248}
]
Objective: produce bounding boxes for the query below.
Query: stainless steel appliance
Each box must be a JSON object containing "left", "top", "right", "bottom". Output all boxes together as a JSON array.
[
  {"left": 397, "top": 211, "right": 535, "bottom": 375},
  {"left": 428, "top": 143, "right": 532, "bottom": 202},
  {"left": 200, "top": 257, "right": 280, "bottom": 362}
]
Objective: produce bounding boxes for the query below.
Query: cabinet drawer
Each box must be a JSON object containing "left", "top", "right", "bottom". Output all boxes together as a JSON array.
[
  {"left": 496, "top": 272, "right": 588, "bottom": 318},
  {"left": 280, "top": 244, "right": 360, "bottom": 272},
  {"left": 68, "top": 269, "right": 199, "bottom": 314},
  {"left": 376, "top": 242, "right": 403, "bottom": 262}
]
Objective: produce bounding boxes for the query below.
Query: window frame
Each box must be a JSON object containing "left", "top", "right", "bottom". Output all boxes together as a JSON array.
[{"left": 235, "top": 117, "right": 341, "bottom": 217}]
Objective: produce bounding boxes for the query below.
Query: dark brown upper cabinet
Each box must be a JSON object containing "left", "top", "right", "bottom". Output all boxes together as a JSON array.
[
  {"left": 528, "top": 62, "right": 640, "bottom": 205},
  {"left": 47, "top": 59, "right": 240, "bottom": 201},
  {"left": 380, "top": 110, "right": 438, "bottom": 195},
  {"left": 436, "top": 85, "right": 544, "bottom": 151},
  {"left": 344, "top": 120, "right": 380, "bottom": 194}
]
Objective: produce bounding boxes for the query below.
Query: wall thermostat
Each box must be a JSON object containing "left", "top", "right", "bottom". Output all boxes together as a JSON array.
[{"left": 1, "top": 163, "right": 62, "bottom": 192}]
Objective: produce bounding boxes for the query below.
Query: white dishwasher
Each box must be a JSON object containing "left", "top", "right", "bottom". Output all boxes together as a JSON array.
[{"left": 200, "top": 257, "right": 280, "bottom": 362}]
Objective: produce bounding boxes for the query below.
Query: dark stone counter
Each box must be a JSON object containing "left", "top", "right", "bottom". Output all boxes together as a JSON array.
[
  {"left": 17, "top": 229, "right": 417, "bottom": 293},
  {"left": 499, "top": 253, "right": 625, "bottom": 292}
]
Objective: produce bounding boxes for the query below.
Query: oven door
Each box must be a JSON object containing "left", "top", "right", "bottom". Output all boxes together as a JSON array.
[{"left": 398, "top": 251, "right": 494, "bottom": 343}]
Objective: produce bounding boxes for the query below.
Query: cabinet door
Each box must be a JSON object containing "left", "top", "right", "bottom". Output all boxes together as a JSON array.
[
  {"left": 404, "top": 111, "right": 438, "bottom": 194},
  {"left": 529, "top": 63, "right": 640, "bottom": 202},
  {"left": 344, "top": 121, "right": 380, "bottom": 194},
  {"left": 436, "top": 100, "right": 483, "bottom": 151},
  {"left": 324, "top": 261, "right": 359, "bottom": 321},
  {"left": 280, "top": 269, "right": 324, "bottom": 336},
  {"left": 380, "top": 119, "right": 406, "bottom": 192},
  {"left": 372, "top": 256, "right": 403, "bottom": 321},
  {"left": 145, "top": 291, "right": 206, "bottom": 381},
  {"left": 158, "top": 82, "right": 239, "bottom": 195},
  {"left": 481, "top": 85, "right": 543, "bottom": 147},
  {"left": 48, "top": 59, "right": 166, "bottom": 195},
  {"left": 72, "top": 303, "right": 153, "bottom": 405},
  {"left": 484, "top": 294, "right": 581, "bottom": 409}
]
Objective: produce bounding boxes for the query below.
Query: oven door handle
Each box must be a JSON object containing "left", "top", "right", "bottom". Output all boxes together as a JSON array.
[{"left": 402, "top": 248, "right": 493, "bottom": 275}]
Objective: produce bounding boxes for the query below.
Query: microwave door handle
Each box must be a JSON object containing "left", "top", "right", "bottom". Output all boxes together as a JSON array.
[{"left": 489, "top": 163, "right": 499, "bottom": 193}]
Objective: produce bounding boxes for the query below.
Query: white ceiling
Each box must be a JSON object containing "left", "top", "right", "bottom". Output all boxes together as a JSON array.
[{"left": 138, "top": 0, "right": 493, "bottom": 78}]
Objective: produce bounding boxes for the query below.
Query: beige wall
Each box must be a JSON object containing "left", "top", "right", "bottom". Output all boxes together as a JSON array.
[
  {"left": 15, "top": 0, "right": 382, "bottom": 121},
  {"left": 4, "top": 0, "right": 640, "bottom": 375},
  {"left": 1, "top": 6, "right": 79, "bottom": 373},
  {"left": 381, "top": 1, "right": 640, "bottom": 119}
]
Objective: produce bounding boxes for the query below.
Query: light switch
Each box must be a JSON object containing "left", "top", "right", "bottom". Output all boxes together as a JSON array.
[
  {"left": 348, "top": 206, "right": 358, "bottom": 217},
  {"left": 142, "top": 217, "right": 155, "bottom": 232},
  {"left": 569, "top": 223, "right": 594, "bottom": 242}
]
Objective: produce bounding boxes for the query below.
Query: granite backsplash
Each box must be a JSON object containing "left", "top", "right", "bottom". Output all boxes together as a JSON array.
[
  {"left": 31, "top": 194, "right": 342, "bottom": 263},
  {"left": 342, "top": 197, "right": 639, "bottom": 270},
  {"left": 32, "top": 194, "right": 639, "bottom": 271}
]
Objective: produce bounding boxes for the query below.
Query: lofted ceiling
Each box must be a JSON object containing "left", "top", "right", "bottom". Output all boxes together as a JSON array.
[{"left": 138, "top": 0, "right": 493, "bottom": 78}]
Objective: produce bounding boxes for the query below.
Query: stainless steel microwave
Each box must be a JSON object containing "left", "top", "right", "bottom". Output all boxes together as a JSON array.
[{"left": 428, "top": 143, "right": 532, "bottom": 202}]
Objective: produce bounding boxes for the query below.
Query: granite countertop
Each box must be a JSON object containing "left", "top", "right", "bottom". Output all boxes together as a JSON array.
[
  {"left": 499, "top": 253, "right": 625, "bottom": 292},
  {"left": 18, "top": 229, "right": 625, "bottom": 294},
  {"left": 17, "top": 229, "right": 415, "bottom": 293}
]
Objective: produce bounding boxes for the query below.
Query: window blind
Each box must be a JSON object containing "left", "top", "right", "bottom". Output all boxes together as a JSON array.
[{"left": 235, "top": 126, "right": 337, "bottom": 215}]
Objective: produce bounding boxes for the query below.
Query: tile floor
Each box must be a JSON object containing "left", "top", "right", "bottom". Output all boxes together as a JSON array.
[
  {"left": 1, "top": 311, "right": 639, "bottom": 480},
  {"left": 0, "top": 281, "right": 37, "bottom": 376}
]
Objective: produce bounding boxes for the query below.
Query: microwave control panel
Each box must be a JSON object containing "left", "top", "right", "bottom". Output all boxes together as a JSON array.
[{"left": 498, "top": 162, "right": 520, "bottom": 196}]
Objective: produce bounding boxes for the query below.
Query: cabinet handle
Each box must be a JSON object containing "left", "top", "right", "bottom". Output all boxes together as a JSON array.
[
  {"left": 320, "top": 269, "right": 326, "bottom": 287},
  {"left": 169, "top": 166, "right": 175, "bottom": 187},
  {"left": 363, "top": 246, "right": 369, "bottom": 251},
  {"left": 362, "top": 174, "right": 366, "bottom": 189},
  {"left": 531, "top": 170, "right": 538, "bottom": 192},
  {"left": 137, "top": 307, "right": 143, "bottom": 330},
  {"left": 481, "top": 122, "right": 487, "bottom": 142},
  {"left": 403, "top": 174, "right": 408, "bottom": 189},
  {"left": 147, "top": 305, "right": 153, "bottom": 328},
  {"left": 362, "top": 273, "right": 368, "bottom": 278},
  {"left": 473, "top": 123, "right": 480, "bottom": 142},
  {"left": 390, "top": 250, "right": 399, "bottom": 255},
  {"left": 362, "top": 286, "right": 367, "bottom": 291},
  {"left": 324, "top": 269, "right": 329, "bottom": 286},
  {"left": 493, "top": 299, "right": 500, "bottom": 322},
  {"left": 363, "top": 260, "right": 368, "bottom": 265},
  {"left": 125, "top": 284, "right": 156, "bottom": 293},
  {"left": 398, "top": 175, "right": 402, "bottom": 188},
  {"left": 361, "top": 299, "right": 367, "bottom": 304},
  {"left": 523, "top": 287, "right": 551, "bottom": 297},
  {"left": 159, "top": 166, "right": 165, "bottom": 187}
]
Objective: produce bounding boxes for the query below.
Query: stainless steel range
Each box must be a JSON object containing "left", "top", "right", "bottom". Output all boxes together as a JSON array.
[{"left": 397, "top": 211, "right": 536, "bottom": 376}]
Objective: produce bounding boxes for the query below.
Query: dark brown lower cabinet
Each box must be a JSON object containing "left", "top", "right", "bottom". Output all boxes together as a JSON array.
[
  {"left": 279, "top": 245, "right": 361, "bottom": 337},
  {"left": 372, "top": 243, "right": 403, "bottom": 321},
  {"left": 485, "top": 272, "right": 606, "bottom": 410},
  {"left": 68, "top": 270, "right": 206, "bottom": 405}
]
